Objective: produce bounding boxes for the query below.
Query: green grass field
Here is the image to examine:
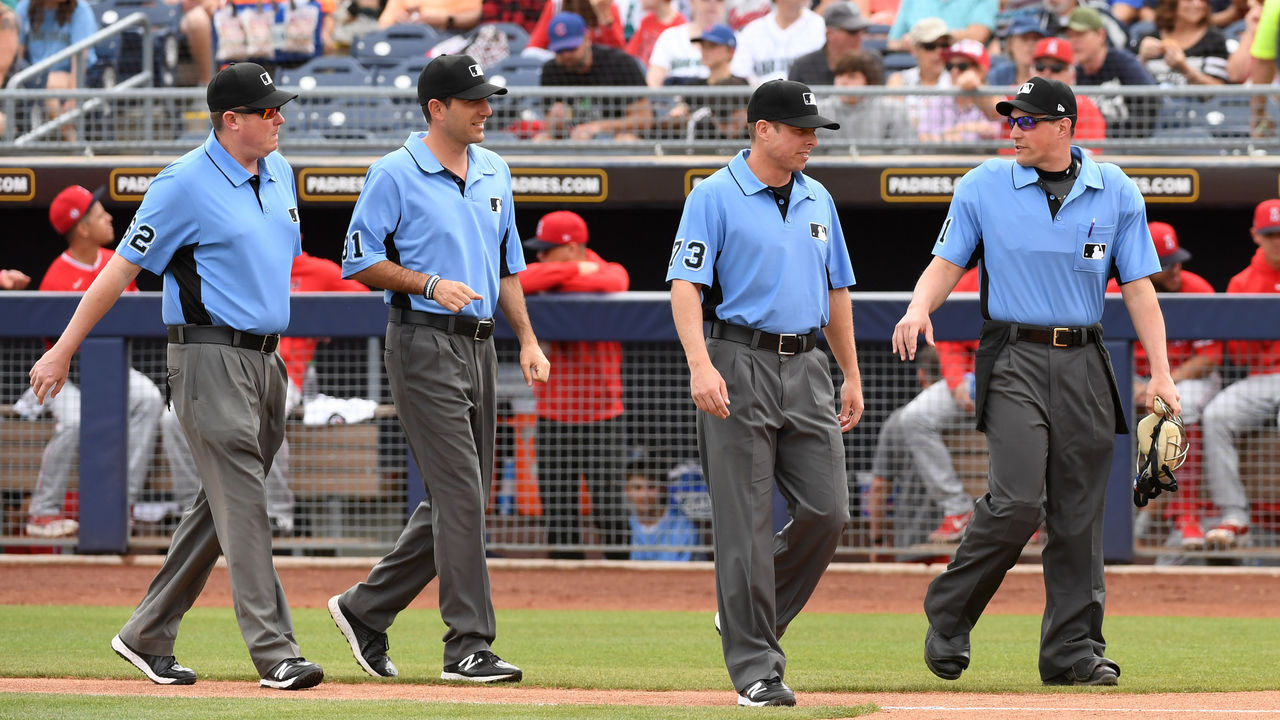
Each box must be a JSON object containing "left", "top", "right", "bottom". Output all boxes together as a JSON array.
[{"left": 2, "top": 606, "right": 1278, "bottom": 719}]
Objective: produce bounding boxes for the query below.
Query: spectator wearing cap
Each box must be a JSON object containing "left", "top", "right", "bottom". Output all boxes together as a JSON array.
[
  {"left": 887, "top": 18, "right": 954, "bottom": 134},
  {"left": 888, "top": 0, "right": 996, "bottom": 51},
  {"left": 529, "top": 0, "right": 625, "bottom": 51},
  {"left": 1023, "top": 36, "right": 1107, "bottom": 141},
  {"left": 30, "top": 63, "right": 326, "bottom": 690},
  {"left": 329, "top": 53, "right": 549, "bottom": 683},
  {"left": 656, "top": 23, "right": 750, "bottom": 138},
  {"left": 539, "top": 11, "right": 653, "bottom": 140},
  {"left": 20, "top": 184, "right": 167, "bottom": 544},
  {"left": 517, "top": 210, "right": 632, "bottom": 560},
  {"left": 987, "top": 10, "right": 1049, "bottom": 85},
  {"left": 818, "top": 49, "right": 914, "bottom": 146},
  {"left": 668, "top": 78, "right": 861, "bottom": 708},
  {"left": 787, "top": 1, "right": 873, "bottom": 86},
  {"left": 918, "top": 38, "right": 1003, "bottom": 142},
  {"left": 730, "top": 0, "right": 826, "bottom": 85},
  {"left": 646, "top": 0, "right": 730, "bottom": 86},
  {"left": 1042, "top": 0, "right": 1129, "bottom": 50},
  {"left": 378, "top": 0, "right": 482, "bottom": 31},
  {"left": 1104, "top": 220, "right": 1221, "bottom": 552},
  {"left": 1134, "top": 0, "right": 1230, "bottom": 86},
  {"left": 1066, "top": 6, "right": 1157, "bottom": 138},
  {"left": 625, "top": 0, "right": 686, "bottom": 64},
  {"left": 1198, "top": 199, "right": 1280, "bottom": 550}
]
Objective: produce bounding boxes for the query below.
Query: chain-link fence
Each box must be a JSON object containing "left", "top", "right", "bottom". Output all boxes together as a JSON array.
[
  {"left": 4, "top": 83, "right": 1279, "bottom": 156},
  {"left": 2, "top": 294, "right": 1276, "bottom": 564}
]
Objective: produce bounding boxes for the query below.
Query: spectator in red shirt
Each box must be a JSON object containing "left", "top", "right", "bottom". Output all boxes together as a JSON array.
[
  {"left": 480, "top": 0, "right": 545, "bottom": 33},
  {"left": 1106, "top": 221, "right": 1221, "bottom": 551},
  {"left": 1199, "top": 200, "right": 1280, "bottom": 550},
  {"left": 626, "top": 0, "right": 686, "bottom": 64},
  {"left": 530, "top": 0, "right": 626, "bottom": 50},
  {"left": 519, "top": 211, "right": 631, "bottom": 559}
]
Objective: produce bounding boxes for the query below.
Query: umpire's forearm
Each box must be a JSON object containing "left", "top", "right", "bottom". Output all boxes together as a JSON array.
[
  {"left": 498, "top": 274, "right": 539, "bottom": 347},
  {"left": 826, "top": 287, "right": 861, "bottom": 382},
  {"left": 1122, "top": 277, "right": 1173, "bottom": 380},
  {"left": 670, "top": 280, "right": 712, "bottom": 370}
]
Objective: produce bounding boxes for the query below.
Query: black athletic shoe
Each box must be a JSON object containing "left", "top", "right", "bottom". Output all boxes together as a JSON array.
[
  {"left": 328, "top": 595, "right": 397, "bottom": 677},
  {"left": 111, "top": 634, "right": 196, "bottom": 685},
  {"left": 260, "top": 657, "right": 324, "bottom": 690},
  {"left": 440, "top": 650, "right": 523, "bottom": 683},
  {"left": 737, "top": 677, "right": 796, "bottom": 707},
  {"left": 1043, "top": 657, "right": 1120, "bottom": 686},
  {"left": 924, "top": 626, "right": 970, "bottom": 681}
]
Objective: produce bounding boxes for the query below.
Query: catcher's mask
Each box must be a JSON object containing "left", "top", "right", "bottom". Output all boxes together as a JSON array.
[{"left": 1132, "top": 397, "right": 1189, "bottom": 507}]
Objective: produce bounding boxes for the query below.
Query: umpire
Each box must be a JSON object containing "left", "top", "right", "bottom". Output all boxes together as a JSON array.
[
  {"left": 29, "top": 62, "right": 323, "bottom": 690},
  {"left": 892, "top": 77, "right": 1180, "bottom": 686},
  {"left": 668, "top": 79, "right": 864, "bottom": 707},
  {"left": 327, "top": 54, "right": 549, "bottom": 683}
]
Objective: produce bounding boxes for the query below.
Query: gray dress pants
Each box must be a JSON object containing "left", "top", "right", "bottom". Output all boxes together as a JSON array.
[
  {"left": 923, "top": 339, "right": 1116, "bottom": 681},
  {"left": 119, "top": 342, "right": 297, "bottom": 677},
  {"left": 340, "top": 321, "right": 498, "bottom": 665},
  {"left": 698, "top": 338, "right": 849, "bottom": 691}
]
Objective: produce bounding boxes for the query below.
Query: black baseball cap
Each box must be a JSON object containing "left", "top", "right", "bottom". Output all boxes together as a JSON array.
[
  {"left": 417, "top": 54, "right": 508, "bottom": 105},
  {"left": 996, "top": 75, "right": 1076, "bottom": 119},
  {"left": 746, "top": 79, "right": 839, "bottom": 130},
  {"left": 207, "top": 62, "right": 297, "bottom": 113}
]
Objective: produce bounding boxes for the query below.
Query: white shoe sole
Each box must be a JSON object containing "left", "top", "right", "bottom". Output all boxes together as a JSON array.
[
  {"left": 327, "top": 595, "right": 393, "bottom": 678},
  {"left": 26, "top": 520, "right": 77, "bottom": 538},
  {"left": 111, "top": 634, "right": 194, "bottom": 685},
  {"left": 737, "top": 693, "right": 796, "bottom": 707},
  {"left": 260, "top": 665, "right": 324, "bottom": 690},
  {"left": 440, "top": 670, "right": 522, "bottom": 683}
]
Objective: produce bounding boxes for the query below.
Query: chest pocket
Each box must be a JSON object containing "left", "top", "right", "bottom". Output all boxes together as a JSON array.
[{"left": 1074, "top": 223, "right": 1114, "bottom": 274}]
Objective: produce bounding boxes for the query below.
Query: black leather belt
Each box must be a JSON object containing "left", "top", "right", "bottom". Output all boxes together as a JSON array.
[
  {"left": 709, "top": 321, "right": 818, "bottom": 355},
  {"left": 1014, "top": 325, "right": 1099, "bottom": 347},
  {"left": 167, "top": 325, "right": 280, "bottom": 353},
  {"left": 389, "top": 307, "right": 495, "bottom": 341}
]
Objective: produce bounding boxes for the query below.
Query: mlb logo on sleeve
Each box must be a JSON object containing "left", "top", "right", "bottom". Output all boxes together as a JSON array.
[
  {"left": 490, "top": 197, "right": 502, "bottom": 213},
  {"left": 288, "top": 207, "right": 299, "bottom": 223},
  {"left": 1082, "top": 243, "right": 1107, "bottom": 260},
  {"left": 809, "top": 222, "right": 828, "bottom": 242}
]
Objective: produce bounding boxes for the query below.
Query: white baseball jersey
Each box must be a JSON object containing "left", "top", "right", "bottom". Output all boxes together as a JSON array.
[
  {"left": 649, "top": 23, "right": 710, "bottom": 81},
  {"left": 729, "top": 9, "right": 825, "bottom": 86}
]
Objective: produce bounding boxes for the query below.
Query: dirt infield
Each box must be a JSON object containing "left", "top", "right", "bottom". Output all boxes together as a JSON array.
[{"left": 4, "top": 559, "right": 1280, "bottom": 718}]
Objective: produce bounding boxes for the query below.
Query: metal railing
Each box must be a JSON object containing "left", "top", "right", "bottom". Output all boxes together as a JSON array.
[
  {"left": 3, "top": 11, "right": 154, "bottom": 149},
  {"left": 1, "top": 82, "right": 1277, "bottom": 156}
]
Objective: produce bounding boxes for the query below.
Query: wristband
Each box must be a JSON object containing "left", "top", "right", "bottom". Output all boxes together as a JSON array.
[{"left": 423, "top": 275, "right": 441, "bottom": 300}]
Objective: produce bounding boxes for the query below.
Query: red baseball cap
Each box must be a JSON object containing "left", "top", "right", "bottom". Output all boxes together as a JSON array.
[
  {"left": 49, "top": 185, "right": 105, "bottom": 235},
  {"left": 942, "top": 39, "right": 990, "bottom": 71},
  {"left": 524, "top": 211, "right": 588, "bottom": 250},
  {"left": 1033, "top": 37, "right": 1074, "bottom": 65},
  {"left": 1253, "top": 198, "right": 1280, "bottom": 234},
  {"left": 1148, "top": 221, "right": 1190, "bottom": 269}
]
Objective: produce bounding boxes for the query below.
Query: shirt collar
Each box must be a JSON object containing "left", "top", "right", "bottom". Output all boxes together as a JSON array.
[
  {"left": 727, "top": 149, "right": 816, "bottom": 201},
  {"left": 203, "top": 130, "right": 276, "bottom": 187},
  {"left": 1011, "top": 146, "right": 1103, "bottom": 191},
  {"left": 403, "top": 131, "right": 497, "bottom": 182}
]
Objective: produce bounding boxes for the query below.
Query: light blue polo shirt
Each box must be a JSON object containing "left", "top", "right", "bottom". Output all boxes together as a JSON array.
[
  {"left": 116, "top": 131, "right": 301, "bottom": 335},
  {"left": 342, "top": 132, "right": 523, "bottom": 320},
  {"left": 933, "top": 146, "right": 1160, "bottom": 327},
  {"left": 666, "top": 150, "right": 856, "bottom": 335},
  {"left": 15, "top": 0, "right": 98, "bottom": 73}
]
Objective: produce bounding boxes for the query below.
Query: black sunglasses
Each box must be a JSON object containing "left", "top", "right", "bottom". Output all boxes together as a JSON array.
[
  {"left": 1007, "top": 115, "right": 1070, "bottom": 130},
  {"left": 919, "top": 39, "right": 951, "bottom": 51},
  {"left": 1033, "top": 60, "right": 1069, "bottom": 73},
  {"left": 945, "top": 62, "right": 973, "bottom": 72}
]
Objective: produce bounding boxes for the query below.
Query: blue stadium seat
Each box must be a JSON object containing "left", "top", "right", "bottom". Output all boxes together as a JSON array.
[
  {"left": 374, "top": 58, "right": 429, "bottom": 100},
  {"left": 94, "top": 0, "right": 181, "bottom": 86},
  {"left": 488, "top": 53, "right": 543, "bottom": 87},
  {"left": 278, "top": 55, "right": 373, "bottom": 90},
  {"left": 881, "top": 52, "right": 916, "bottom": 73},
  {"left": 352, "top": 24, "right": 438, "bottom": 69},
  {"left": 485, "top": 21, "right": 531, "bottom": 55}
]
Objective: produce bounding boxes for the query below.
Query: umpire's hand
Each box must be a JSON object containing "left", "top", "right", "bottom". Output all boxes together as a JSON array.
[
  {"left": 29, "top": 349, "right": 72, "bottom": 404},
  {"left": 433, "top": 279, "right": 481, "bottom": 313},
  {"left": 689, "top": 362, "right": 730, "bottom": 419}
]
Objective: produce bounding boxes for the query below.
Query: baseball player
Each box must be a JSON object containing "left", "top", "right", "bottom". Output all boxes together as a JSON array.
[
  {"left": 894, "top": 77, "right": 1177, "bottom": 686},
  {"left": 519, "top": 210, "right": 631, "bottom": 559},
  {"left": 29, "top": 62, "right": 324, "bottom": 690},
  {"left": 1198, "top": 199, "right": 1280, "bottom": 549},
  {"left": 20, "top": 185, "right": 165, "bottom": 539},
  {"left": 668, "top": 79, "right": 863, "bottom": 707},
  {"left": 327, "top": 54, "right": 549, "bottom": 683},
  {"left": 1105, "top": 221, "right": 1221, "bottom": 549}
]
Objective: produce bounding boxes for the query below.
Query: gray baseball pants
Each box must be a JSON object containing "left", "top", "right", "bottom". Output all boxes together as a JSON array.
[
  {"left": 896, "top": 379, "right": 975, "bottom": 517},
  {"left": 698, "top": 338, "right": 849, "bottom": 692},
  {"left": 338, "top": 321, "right": 499, "bottom": 665},
  {"left": 118, "top": 342, "right": 298, "bottom": 677},
  {"left": 1201, "top": 372, "right": 1280, "bottom": 526},
  {"left": 923, "top": 339, "right": 1116, "bottom": 681}
]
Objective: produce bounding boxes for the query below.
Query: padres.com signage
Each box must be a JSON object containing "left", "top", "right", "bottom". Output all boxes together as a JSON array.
[
  {"left": 109, "top": 168, "right": 165, "bottom": 202},
  {"left": 880, "top": 168, "right": 970, "bottom": 203},
  {"left": 510, "top": 168, "right": 607, "bottom": 203},
  {"left": 1122, "top": 168, "right": 1198, "bottom": 203},
  {"left": 298, "top": 168, "right": 367, "bottom": 202},
  {"left": 0, "top": 169, "right": 36, "bottom": 201}
]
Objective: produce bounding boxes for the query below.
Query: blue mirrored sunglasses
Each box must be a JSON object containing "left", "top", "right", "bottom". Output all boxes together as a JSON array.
[{"left": 1007, "top": 114, "right": 1069, "bottom": 130}]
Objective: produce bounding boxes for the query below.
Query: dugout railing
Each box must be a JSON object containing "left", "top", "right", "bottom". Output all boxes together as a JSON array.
[
  {"left": 1, "top": 292, "right": 1277, "bottom": 565},
  {"left": 1, "top": 84, "right": 1278, "bottom": 156}
]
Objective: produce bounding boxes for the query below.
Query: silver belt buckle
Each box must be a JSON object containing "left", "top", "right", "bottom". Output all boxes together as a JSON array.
[
  {"left": 1052, "top": 327, "right": 1071, "bottom": 347},
  {"left": 475, "top": 319, "right": 494, "bottom": 341},
  {"left": 777, "top": 333, "right": 798, "bottom": 355}
]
